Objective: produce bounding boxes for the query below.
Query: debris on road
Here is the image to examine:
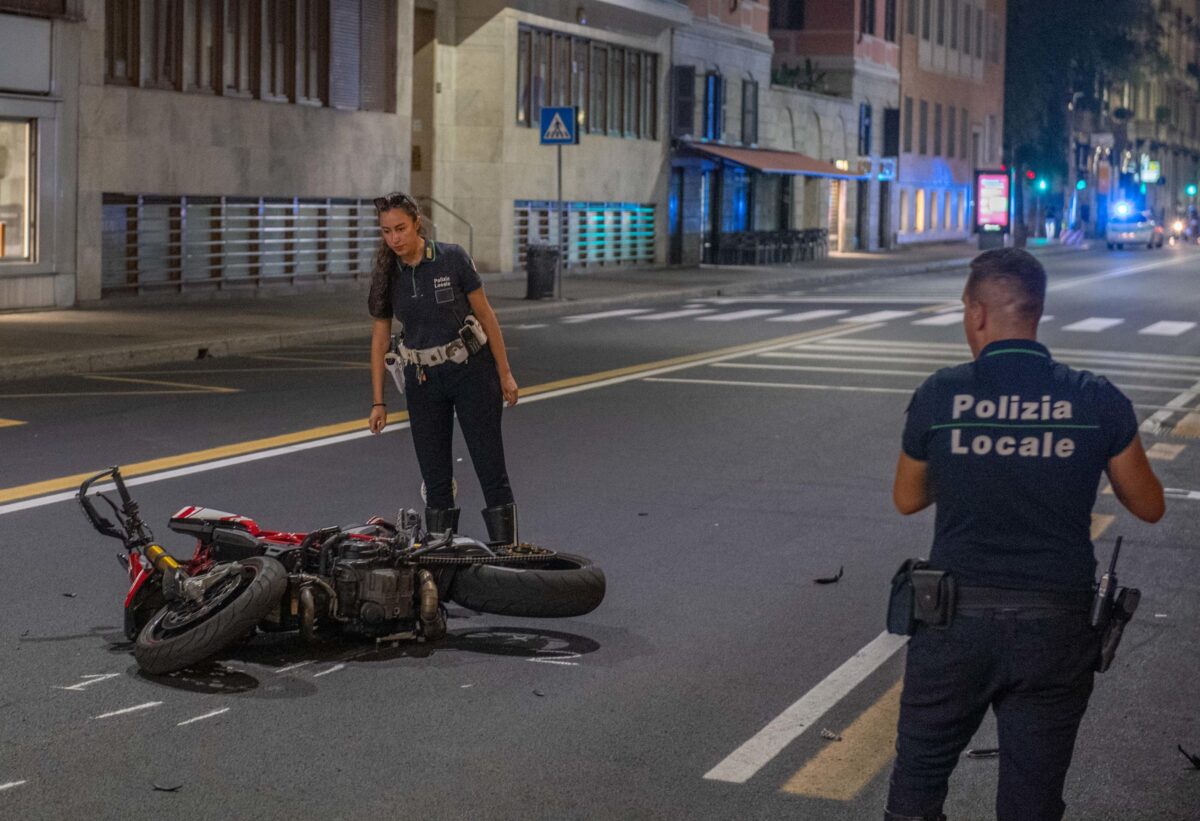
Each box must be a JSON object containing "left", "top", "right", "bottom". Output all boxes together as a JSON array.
[
  {"left": 152, "top": 782, "right": 182, "bottom": 792},
  {"left": 820, "top": 729, "right": 842, "bottom": 741},
  {"left": 966, "top": 748, "right": 1000, "bottom": 759},
  {"left": 533, "top": 689, "right": 545, "bottom": 697},
  {"left": 61, "top": 593, "right": 76, "bottom": 598},
  {"left": 1179, "top": 745, "right": 1200, "bottom": 770},
  {"left": 814, "top": 566, "right": 844, "bottom": 585}
]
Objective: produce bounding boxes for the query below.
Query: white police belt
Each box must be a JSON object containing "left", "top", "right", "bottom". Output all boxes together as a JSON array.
[{"left": 399, "top": 338, "right": 470, "bottom": 367}]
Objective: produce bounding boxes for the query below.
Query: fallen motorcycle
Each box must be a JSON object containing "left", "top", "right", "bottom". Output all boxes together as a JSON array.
[{"left": 77, "top": 467, "right": 605, "bottom": 675}]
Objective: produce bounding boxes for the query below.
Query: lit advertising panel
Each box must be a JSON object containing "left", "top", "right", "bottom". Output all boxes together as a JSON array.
[{"left": 975, "top": 171, "right": 1010, "bottom": 233}]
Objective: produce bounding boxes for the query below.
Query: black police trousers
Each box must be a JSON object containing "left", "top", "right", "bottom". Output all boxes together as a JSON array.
[
  {"left": 886, "top": 610, "right": 1099, "bottom": 821},
  {"left": 403, "top": 348, "right": 514, "bottom": 510}
]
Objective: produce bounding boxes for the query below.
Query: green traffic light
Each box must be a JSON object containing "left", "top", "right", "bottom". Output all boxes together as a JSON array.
[
  {"left": 1076, "top": 179, "right": 1087, "bottom": 191},
  {"left": 1187, "top": 183, "right": 1198, "bottom": 196},
  {"left": 1035, "top": 178, "right": 1049, "bottom": 192}
]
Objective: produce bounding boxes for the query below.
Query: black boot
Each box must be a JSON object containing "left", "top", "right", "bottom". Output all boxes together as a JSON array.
[
  {"left": 481, "top": 503, "right": 517, "bottom": 547},
  {"left": 424, "top": 507, "right": 460, "bottom": 538}
]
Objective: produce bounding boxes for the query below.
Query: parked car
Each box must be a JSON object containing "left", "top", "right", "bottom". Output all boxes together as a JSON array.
[{"left": 1106, "top": 206, "right": 1163, "bottom": 249}]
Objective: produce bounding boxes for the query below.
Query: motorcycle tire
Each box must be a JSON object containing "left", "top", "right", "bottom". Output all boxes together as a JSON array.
[
  {"left": 134, "top": 557, "right": 287, "bottom": 675},
  {"left": 449, "top": 552, "right": 605, "bottom": 618}
]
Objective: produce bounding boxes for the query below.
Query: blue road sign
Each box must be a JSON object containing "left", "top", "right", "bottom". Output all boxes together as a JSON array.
[{"left": 540, "top": 106, "right": 578, "bottom": 145}]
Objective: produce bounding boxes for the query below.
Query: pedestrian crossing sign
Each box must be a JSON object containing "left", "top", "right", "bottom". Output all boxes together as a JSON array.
[{"left": 540, "top": 106, "right": 578, "bottom": 145}]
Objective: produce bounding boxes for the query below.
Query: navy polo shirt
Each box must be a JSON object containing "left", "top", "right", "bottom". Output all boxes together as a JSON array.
[
  {"left": 901, "top": 338, "right": 1138, "bottom": 592},
  {"left": 367, "top": 240, "right": 482, "bottom": 349}
]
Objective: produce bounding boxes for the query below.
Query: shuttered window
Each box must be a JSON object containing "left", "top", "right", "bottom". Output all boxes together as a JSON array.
[
  {"left": 105, "top": 0, "right": 139, "bottom": 85},
  {"left": 670, "top": 65, "right": 695, "bottom": 139},
  {"left": 359, "top": 0, "right": 394, "bottom": 112}
]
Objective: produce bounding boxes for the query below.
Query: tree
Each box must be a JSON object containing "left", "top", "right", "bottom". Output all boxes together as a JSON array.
[{"left": 1004, "top": 0, "right": 1163, "bottom": 173}]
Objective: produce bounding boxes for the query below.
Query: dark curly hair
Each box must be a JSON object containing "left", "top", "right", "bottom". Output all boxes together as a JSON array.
[{"left": 370, "top": 193, "right": 429, "bottom": 281}]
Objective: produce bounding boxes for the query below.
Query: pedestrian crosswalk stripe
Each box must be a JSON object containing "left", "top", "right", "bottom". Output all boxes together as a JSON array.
[
  {"left": 697, "top": 309, "right": 783, "bottom": 322},
  {"left": 839, "top": 310, "right": 917, "bottom": 323},
  {"left": 631, "top": 308, "right": 717, "bottom": 321},
  {"left": 912, "top": 312, "right": 963, "bottom": 326},
  {"left": 767, "top": 309, "right": 850, "bottom": 323},
  {"left": 561, "top": 308, "right": 653, "bottom": 323},
  {"left": 1062, "top": 318, "right": 1124, "bottom": 332},
  {"left": 1139, "top": 321, "right": 1197, "bottom": 336}
]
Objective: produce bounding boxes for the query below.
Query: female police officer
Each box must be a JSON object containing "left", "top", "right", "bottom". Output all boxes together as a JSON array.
[{"left": 366, "top": 192, "right": 520, "bottom": 545}]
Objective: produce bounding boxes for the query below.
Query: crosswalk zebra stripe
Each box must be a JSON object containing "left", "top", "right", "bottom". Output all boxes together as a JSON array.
[
  {"left": 912, "top": 313, "right": 964, "bottom": 326},
  {"left": 767, "top": 309, "right": 850, "bottom": 323},
  {"left": 1138, "top": 321, "right": 1197, "bottom": 336},
  {"left": 561, "top": 308, "right": 653, "bottom": 323},
  {"left": 697, "top": 309, "right": 784, "bottom": 322},
  {"left": 631, "top": 308, "right": 717, "bottom": 321},
  {"left": 1062, "top": 318, "right": 1124, "bottom": 332},
  {"left": 839, "top": 310, "right": 918, "bottom": 324}
]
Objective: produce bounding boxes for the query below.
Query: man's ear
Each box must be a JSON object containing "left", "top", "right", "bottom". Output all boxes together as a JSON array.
[{"left": 964, "top": 299, "right": 986, "bottom": 332}]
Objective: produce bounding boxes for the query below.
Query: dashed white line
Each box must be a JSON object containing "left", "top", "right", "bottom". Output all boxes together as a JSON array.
[
  {"left": 1062, "top": 317, "right": 1124, "bottom": 332},
  {"left": 696, "top": 309, "right": 784, "bottom": 322},
  {"left": 839, "top": 310, "right": 917, "bottom": 323},
  {"left": 56, "top": 673, "right": 121, "bottom": 691},
  {"left": 273, "top": 661, "right": 314, "bottom": 674},
  {"left": 1139, "top": 321, "right": 1196, "bottom": 336},
  {"left": 911, "top": 312, "right": 964, "bottom": 326},
  {"left": 0, "top": 780, "right": 28, "bottom": 792},
  {"left": 528, "top": 659, "right": 580, "bottom": 666},
  {"left": 646, "top": 377, "right": 912, "bottom": 395},
  {"left": 313, "top": 663, "right": 346, "bottom": 678},
  {"left": 1165, "top": 487, "right": 1200, "bottom": 501},
  {"left": 177, "top": 708, "right": 230, "bottom": 726},
  {"left": 560, "top": 308, "right": 653, "bottom": 323},
  {"left": 631, "top": 308, "right": 717, "bottom": 321},
  {"left": 92, "top": 701, "right": 163, "bottom": 720},
  {"left": 767, "top": 309, "right": 850, "bottom": 323}
]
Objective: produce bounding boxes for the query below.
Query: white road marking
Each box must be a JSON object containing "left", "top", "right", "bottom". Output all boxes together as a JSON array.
[
  {"left": 839, "top": 310, "right": 917, "bottom": 323},
  {"left": 514, "top": 323, "right": 547, "bottom": 330},
  {"left": 560, "top": 308, "right": 653, "bottom": 323},
  {"left": 92, "top": 701, "right": 163, "bottom": 720},
  {"left": 0, "top": 780, "right": 27, "bottom": 792},
  {"left": 645, "top": 377, "right": 912, "bottom": 395},
  {"left": 1140, "top": 378, "right": 1200, "bottom": 434},
  {"left": 703, "top": 296, "right": 957, "bottom": 304},
  {"left": 177, "top": 708, "right": 230, "bottom": 726},
  {"left": 911, "top": 312, "right": 963, "bottom": 326},
  {"left": 1062, "top": 318, "right": 1125, "bottom": 332},
  {"left": 529, "top": 659, "right": 581, "bottom": 666},
  {"left": 529, "top": 651, "right": 582, "bottom": 666},
  {"left": 713, "top": 362, "right": 929, "bottom": 377},
  {"left": 56, "top": 673, "right": 121, "bottom": 691},
  {"left": 704, "top": 632, "right": 909, "bottom": 784},
  {"left": 827, "top": 339, "right": 1200, "bottom": 365},
  {"left": 1139, "top": 321, "right": 1196, "bottom": 336},
  {"left": 767, "top": 309, "right": 850, "bottom": 323},
  {"left": 1047, "top": 256, "right": 1180, "bottom": 292},
  {"left": 0, "top": 322, "right": 883, "bottom": 517},
  {"left": 1164, "top": 487, "right": 1200, "bottom": 501},
  {"left": 313, "top": 663, "right": 346, "bottom": 678},
  {"left": 696, "top": 309, "right": 784, "bottom": 322},
  {"left": 630, "top": 308, "right": 717, "bottom": 321},
  {"left": 272, "top": 661, "right": 314, "bottom": 674}
]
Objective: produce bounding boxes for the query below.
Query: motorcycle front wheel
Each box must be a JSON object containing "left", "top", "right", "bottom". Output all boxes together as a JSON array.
[{"left": 134, "top": 557, "right": 287, "bottom": 675}]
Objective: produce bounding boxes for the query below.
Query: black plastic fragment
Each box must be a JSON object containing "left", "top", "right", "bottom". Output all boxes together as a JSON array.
[
  {"left": 814, "top": 566, "right": 844, "bottom": 585},
  {"left": 1179, "top": 745, "right": 1200, "bottom": 770},
  {"left": 966, "top": 748, "right": 999, "bottom": 759},
  {"left": 152, "top": 782, "right": 182, "bottom": 792}
]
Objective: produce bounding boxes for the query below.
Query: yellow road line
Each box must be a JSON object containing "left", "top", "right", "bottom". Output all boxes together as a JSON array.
[
  {"left": 1091, "top": 513, "right": 1115, "bottom": 540},
  {"left": 1146, "top": 442, "right": 1186, "bottom": 461},
  {"left": 781, "top": 679, "right": 903, "bottom": 800},
  {"left": 0, "top": 391, "right": 232, "bottom": 398},
  {"left": 1172, "top": 412, "right": 1200, "bottom": 438},
  {"left": 247, "top": 354, "right": 368, "bottom": 368},
  {"left": 84, "top": 375, "right": 240, "bottom": 394},
  {"left": 0, "top": 418, "right": 25, "bottom": 428},
  {"left": 0, "top": 325, "right": 857, "bottom": 505}
]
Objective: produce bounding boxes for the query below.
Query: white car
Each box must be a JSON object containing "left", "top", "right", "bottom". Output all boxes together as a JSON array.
[{"left": 1106, "top": 208, "right": 1163, "bottom": 249}]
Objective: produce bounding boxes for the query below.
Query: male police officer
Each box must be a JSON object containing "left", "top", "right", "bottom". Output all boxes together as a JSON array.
[{"left": 885, "top": 248, "right": 1164, "bottom": 821}]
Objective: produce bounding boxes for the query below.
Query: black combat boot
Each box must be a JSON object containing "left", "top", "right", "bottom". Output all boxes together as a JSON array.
[
  {"left": 424, "top": 507, "right": 460, "bottom": 538},
  {"left": 481, "top": 503, "right": 517, "bottom": 547}
]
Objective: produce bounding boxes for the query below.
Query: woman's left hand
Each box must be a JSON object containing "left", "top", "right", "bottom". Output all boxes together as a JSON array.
[{"left": 500, "top": 372, "right": 519, "bottom": 407}]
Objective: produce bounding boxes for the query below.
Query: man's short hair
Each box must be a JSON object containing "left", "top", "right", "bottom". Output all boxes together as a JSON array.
[{"left": 965, "top": 248, "right": 1046, "bottom": 322}]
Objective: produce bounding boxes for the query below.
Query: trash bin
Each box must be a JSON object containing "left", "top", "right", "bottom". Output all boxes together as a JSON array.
[{"left": 525, "top": 243, "right": 558, "bottom": 300}]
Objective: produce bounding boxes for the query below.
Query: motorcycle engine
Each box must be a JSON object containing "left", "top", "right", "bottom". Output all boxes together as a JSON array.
[{"left": 331, "top": 539, "right": 415, "bottom": 633}]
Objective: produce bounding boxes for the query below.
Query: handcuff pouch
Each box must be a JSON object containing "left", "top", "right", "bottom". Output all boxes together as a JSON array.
[{"left": 887, "top": 559, "right": 956, "bottom": 634}]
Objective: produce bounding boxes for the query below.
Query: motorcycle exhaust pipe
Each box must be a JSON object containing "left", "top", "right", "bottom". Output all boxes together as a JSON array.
[
  {"left": 417, "top": 569, "right": 440, "bottom": 627},
  {"left": 298, "top": 584, "right": 319, "bottom": 642}
]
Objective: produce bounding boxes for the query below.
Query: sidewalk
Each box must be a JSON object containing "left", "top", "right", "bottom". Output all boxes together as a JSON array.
[{"left": 0, "top": 239, "right": 1078, "bottom": 382}]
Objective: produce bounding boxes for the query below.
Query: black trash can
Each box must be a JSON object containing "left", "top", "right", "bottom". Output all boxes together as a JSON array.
[{"left": 525, "top": 243, "right": 558, "bottom": 300}]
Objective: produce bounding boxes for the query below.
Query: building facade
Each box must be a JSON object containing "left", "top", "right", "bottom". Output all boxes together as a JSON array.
[
  {"left": 769, "top": 0, "right": 902, "bottom": 251},
  {"left": 896, "top": 0, "right": 1005, "bottom": 243}
]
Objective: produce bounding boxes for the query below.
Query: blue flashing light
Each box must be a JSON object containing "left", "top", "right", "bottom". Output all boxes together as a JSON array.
[
  {"left": 1139, "top": 183, "right": 1148, "bottom": 195},
  {"left": 1113, "top": 201, "right": 1133, "bottom": 218}
]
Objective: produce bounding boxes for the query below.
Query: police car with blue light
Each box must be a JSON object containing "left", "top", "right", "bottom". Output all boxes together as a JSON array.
[{"left": 1105, "top": 201, "right": 1164, "bottom": 249}]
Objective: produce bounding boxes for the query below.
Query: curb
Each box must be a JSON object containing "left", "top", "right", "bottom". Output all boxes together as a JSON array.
[{"left": 0, "top": 244, "right": 1082, "bottom": 383}]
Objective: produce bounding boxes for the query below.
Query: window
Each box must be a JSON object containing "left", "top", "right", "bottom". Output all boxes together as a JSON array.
[
  {"left": 961, "top": 106, "right": 969, "bottom": 159},
  {"left": 516, "top": 28, "right": 531, "bottom": 125},
  {"left": 590, "top": 44, "right": 608, "bottom": 134},
  {"left": 990, "top": 12, "right": 1000, "bottom": 62},
  {"left": 962, "top": 5, "right": 971, "bottom": 55},
  {"left": 884, "top": 0, "right": 897, "bottom": 41},
  {"left": 573, "top": 38, "right": 588, "bottom": 129},
  {"left": 146, "top": 0, "right": 183, "bottom": 90},
  {"left": 222, "top": 0, "right": 253, "bottom": 96},
  {"left": 260, "top": 0, "right": 291, "bottom": 100},
  {"left": 183, "top": 0, "right": 219, "bottom": 94},
  {"left": 609, "top": 47, "right": 624, "bottom": 135},
  {"left": 860, "top": 0, "right": 876, "bottom": 35},
  {"left": 906, "top": 0, "right": 917, "bottom": 35},
  {"left": 532, "top": 29, "right": 550, "bottom": 125},
  {"left": 903, "top": 96, "right": 913, "bottom": 152},
  {"left": 936, "top": 0, "right": 945, "bottom": 44},
  {"left": 933, "top": 103, "right": 942, "bottom": 155},
  {"left": 975, "top": 9, "right": 982, "bottom": 58},
  {"left": 918, "top": 99, "right": 928, "bottom": 154},
  {"left": 0, "top": 119, "right": 33, "bottom": 261},
  {"left": 948, "top": 105, "right": 956, "bottom": 157},
  {"left": 704, "top": 72, "right": 724, "bottom": 141},
  {"left": 858, "top": 102, "right": 872, "bottom": 156},
  {"left": 670, "top": 64, "right": 695, "bottom": 139},
  {"left": 884, "top": 106, "right": 900, "bottom": 155},
  {"left": 553, "top": 33, "right": 570, "bottom": 107},
  {"left": 294, "top": 0, "right": 327, "bottom": 104},
  {"left": 625, "top": 49, "right": 640, "bottom": 137},
  {"left": 921, "top": 0, "right": 931, "bottom": 39},
  {"left": 949, "top": 0, "right": 957, "bottom": 49},
  {"left": 106, "top": 0, "right": 139, "bottom": 84},
  {"left": 641, "top": 53, "right": 657, "bottom": 140},
  {"left": 742, "top": 79, "right": 758, "bottom": 145},
  {"left": 769, "top": 0, "right": 805, "bottom": 29}
]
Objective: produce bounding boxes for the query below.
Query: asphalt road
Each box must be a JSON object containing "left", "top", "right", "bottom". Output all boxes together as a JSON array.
[{"left": 1, "top": 245, "right": 1198, "bottom": 819}]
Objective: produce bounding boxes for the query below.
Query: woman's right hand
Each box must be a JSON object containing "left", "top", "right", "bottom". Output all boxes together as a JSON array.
[{"left": 369, "top": 405, "right": 388, "bottom": 434}]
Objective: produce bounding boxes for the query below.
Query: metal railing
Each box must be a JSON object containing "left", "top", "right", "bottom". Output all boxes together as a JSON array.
[
  {"left": 414, "top": 195, "right": 474, "bottom": 259},
  {"left": 513, "top": 200, "right": 656, "bottom": 271},
  {"left": 101, "top": 195, "right": 380, "bottom": 295}
]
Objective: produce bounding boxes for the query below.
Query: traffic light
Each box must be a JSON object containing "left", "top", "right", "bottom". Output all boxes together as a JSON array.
[
  {"left": 1187, "top": 183, "right": 1198, "bottom": 197},
  {"left": 1076, "top": 179, "right": 1088, "bottom": 191},
  {"left": 1025, "top": 170, "right": 1036, "bottom": 180},
  {"left": 1036, "top": 178, "right": 1049, "bottom": 192}
]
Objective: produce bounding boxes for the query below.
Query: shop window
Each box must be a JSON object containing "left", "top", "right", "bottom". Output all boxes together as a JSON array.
[{"left": 0, "top": 119, "right": 33, "bottom": 261}]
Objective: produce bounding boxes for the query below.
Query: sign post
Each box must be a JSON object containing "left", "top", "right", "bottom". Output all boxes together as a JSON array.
[
  {"left": 539, "top": 106, "right": 578, "bottom": 298},
  {"left": 974, "top": 169, "right": 1011, "bottom": 250}
]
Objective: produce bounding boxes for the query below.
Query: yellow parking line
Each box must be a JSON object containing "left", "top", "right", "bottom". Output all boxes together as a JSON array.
[
  {"left": 0, "top": 325, "right": 858, "bottom": 505},
  {"left": 0, "top": 418, "right": 25, "bottom": 428},
  {"left": 1091, "top": 513, "right": 1115, "bottom": 540},
  {"left": 1146, "top": 442, "right": 1186, "bottom": 461},
  {"left": 781, "top": 679, "right": 903, "bottom": 800},
  {"left": 1172, "top": 412, "right": 1200, "bottom": 438},
  {"left": 84, "top": 375, "right": 240, "bottom": 394}
]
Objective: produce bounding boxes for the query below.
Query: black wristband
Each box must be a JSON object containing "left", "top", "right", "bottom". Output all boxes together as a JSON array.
[{"left": 372, "top": 403, "right": 386, "bottom": 408}]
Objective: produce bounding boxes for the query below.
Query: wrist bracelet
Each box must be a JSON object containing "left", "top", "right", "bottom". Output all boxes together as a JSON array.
[{"left": 372, "top": 403, "right": 386, "bottom": 408}]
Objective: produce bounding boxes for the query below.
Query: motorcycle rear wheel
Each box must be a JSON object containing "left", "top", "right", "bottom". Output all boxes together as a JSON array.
[
  {"left": 134, "top": 557, "right": 287, "bottom": 675},
  {"left": 449, "top": 552, "right": 605, "bottom": 618}
]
